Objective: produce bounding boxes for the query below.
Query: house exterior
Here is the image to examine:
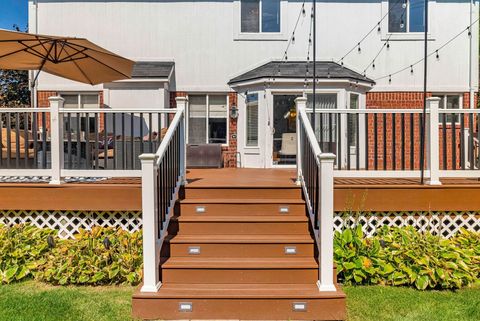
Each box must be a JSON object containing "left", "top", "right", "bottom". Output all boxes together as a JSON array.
[{"left": 29, "top": 0, "right": 479, "bottom": 168}]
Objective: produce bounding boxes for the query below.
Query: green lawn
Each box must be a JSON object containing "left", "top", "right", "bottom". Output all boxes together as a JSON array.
[{"left": 0, "top": 281, "right": 479, "bottom": 321}]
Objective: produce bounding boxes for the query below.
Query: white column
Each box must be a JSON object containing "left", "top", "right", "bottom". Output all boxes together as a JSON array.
[
  {"left": 295, "top": 97, "right": 307, "bottom": 185},
  {"left": 176, "top": 97, "right": 188, "bottom": 185},
  {"left": 139, "top": 153, "right": 161, "bottom": 292},
  {"left": 48, "top": 96, "right": 64, "bottom": 185},
  {"left": 426, "top": 97, "right": 442, "bottom": 185},
  {"left": 317, "top": 153, "right": 337, "bottom": 292}
]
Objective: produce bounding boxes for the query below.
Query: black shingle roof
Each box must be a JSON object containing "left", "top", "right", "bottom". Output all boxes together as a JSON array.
[
  {"left": 131, "top": 61, "right": 174, "bottom": 79},
  {"left": 228, "top": 61, "right": 374, "bottom": 85}
]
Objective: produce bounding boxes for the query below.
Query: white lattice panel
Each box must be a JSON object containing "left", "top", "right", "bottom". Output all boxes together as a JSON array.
[
  {"left": 0, "top": 210, "right": 142, "bottom": 239},
  {"left": 334, "top": 211, "right": 480, "bottom": 238}
]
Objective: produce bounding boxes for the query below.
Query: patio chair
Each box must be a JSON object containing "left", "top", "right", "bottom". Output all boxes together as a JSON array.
[
  {"left": 278, "top": 133, "right": 297, "bottom": 157},
  {"left": 1, "top": 128, "right": 36, "bottom": 168}
]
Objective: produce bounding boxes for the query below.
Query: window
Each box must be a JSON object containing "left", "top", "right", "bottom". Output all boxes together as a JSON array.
[
  {"left": 388, "top": 0, "right": 426, "bottom": 33},
  {"left": 187, "top": 94, "right": 228, "bottom": 145},
  {"left": 246, "top": 93, "right": 259, "bottom": 146},
  {"left": 61, "top": 93, "right": 99, "bottom": 134},
  {"left": 433, "top": 94, "right": 461, "bottom": 123},
  {"left": 348, "top": 94, "right": 360, "bottom": 148},
  {"left": 241, "top": 0, "right": 280, "bottom": 33}
]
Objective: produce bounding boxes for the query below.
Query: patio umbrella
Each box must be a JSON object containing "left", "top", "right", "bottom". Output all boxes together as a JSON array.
[{"left": 0, "top": 28, "right": 134, "bottom": 85}]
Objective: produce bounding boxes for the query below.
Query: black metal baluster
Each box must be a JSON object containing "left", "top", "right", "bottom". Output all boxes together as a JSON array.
[
  {"left": 122, "top": 113, "right": 126, "bottom": 170},
  {"left": 76, "top": 114, "right": 81, "bottom": 169},
  {"left": 337, "top": 113, "right": 342, "bottom": 170},
  {"left": 356, "top": 113, "right": 360, "bottom": 170},
  {"left": 15, "top": 114, "right": 20, "bottom": 168},
  {"left": 365, "top": 113, "right": 369, "bottom": 170},
  {"left": 131, "top": 113, "right": 134, "bottom": 170},
  {"left": 32, "top": 112, "right": 37, "bottom": 169},
  {"left": 112, "top": 113, "right": 117, "bottom": 170},
  {"left": 346, "top": 113, "right": 351, "bottom": 170},
  {"left": 6, "top": 113, "right": 12, "bottom": 169},
  {"left": 442, "top": 113, "right": 447, "bottom": 170},
  {"left": 67, "top": 113, "right": 72, "bottom": 169},
  {"left": 410, "top": 113, "right": 414, "bottom": 170},
  {"left": 95, "top": 113, "right": 99, "bottom": 169},
  {"left": 383, "top": 113, "right": 387, "bottom": 170},
  {"left": 148, "top": 113, "right": 153, "bottom": 153},
  {"left": 374, "top": 113, "right": 378, "bottom": 170},
  {"left": 452, "top": 113, "right": 457, "bottom": 170},
  {"left": 41, "top": 112, "right": 47, "bottom": 169},
  {"left": 140, "top": 113, "right": 144, "bottom": 155},
  {"left": 460, "top": 113, "right": 465, "bottom": 170},
  {"left": 401, "top": 113, "right": 405, "bottom": 170},
  {"left": 86, "top": 113, "right": 91, "bottom": 169},
  {"left": 103, "top": 112, "right": 108, "bottom": 170},
  {"left": 469, "top": 113, "right": 474, "bottom": 170},
  {"left": 23, "top": 112, "right": 29, "bottom": 168},
  {"left": 392, "top": 113, "right": 396, "bottom": 170}
]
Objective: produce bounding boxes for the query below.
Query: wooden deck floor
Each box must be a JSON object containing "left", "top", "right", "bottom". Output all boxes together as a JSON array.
[{"left": 1, "top": 169, "right": 480, "bottom": 211}]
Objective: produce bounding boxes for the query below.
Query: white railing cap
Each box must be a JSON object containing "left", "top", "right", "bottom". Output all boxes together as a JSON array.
[
  {"left": 139, "top": 153, "right": 159, "bottom": 162},
  {"left": 318, "top": 153, "right": 336, "bottom": 162}
]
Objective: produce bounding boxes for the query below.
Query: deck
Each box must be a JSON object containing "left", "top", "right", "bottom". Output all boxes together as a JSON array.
[{"left": 1, "top": 169, "right": 480, "bottom": 212}]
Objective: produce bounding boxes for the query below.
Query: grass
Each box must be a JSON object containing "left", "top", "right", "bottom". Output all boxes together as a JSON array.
[{"left": 0, "top": 281, "right": 479, "bottom": 321}]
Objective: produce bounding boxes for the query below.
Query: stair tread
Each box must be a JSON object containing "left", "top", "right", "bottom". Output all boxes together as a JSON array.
[
  {"left": 161, "top": 257, "right": 318, "bottom": 269},
  {"left": 134, "top": 283, "right": 344, "bottom": 299},
  {"left": 169, "top": 234, "right": 314, "bottom": 244},
  {"left": 180, "top": 198, "right": 305, "bottom": 204},
  {"left": 172, "top": 215, "right": 308, "bottom": 222}
]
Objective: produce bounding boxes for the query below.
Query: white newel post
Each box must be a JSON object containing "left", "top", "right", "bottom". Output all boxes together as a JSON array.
[
  {"left": 139, "top": 153, "right": 161, "bottom": 292},
  {"left": 317, "top": 153, "right": 337, "bottom": 292},
  {"left": 175, "top": 97, "right": 188, "bottom": 185},
  {"left": 295, "top": 97, "right": 307, "bottom": 185},
  {"left": 426, "top": 97, "right": 442, "bottom": 185},
  {"left": 48, "top": 96, "right": 64, "bottom": 185}
]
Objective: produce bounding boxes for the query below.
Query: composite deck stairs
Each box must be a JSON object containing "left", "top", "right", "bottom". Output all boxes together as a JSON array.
[{"left": 132, "top": 169, "right": 346, "bottom": 320}]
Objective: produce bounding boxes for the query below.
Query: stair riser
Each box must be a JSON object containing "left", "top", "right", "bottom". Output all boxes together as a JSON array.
[
  {"left": 132, "top": 297, "right": 346, "bottom": 321},
  {"left": 170, "top": 221, "right": 310, "bottom": 235},
  {"left": 169, "top": 243, "right": 314, "bottom": 258},
  {"left": 162, "top": 268, "right": 318, "bottom": 284},
  {"left": 180, "top": 203, "right": 306, "bottom": 216},
  {"left": 184, "top": 188, "right": 302, "bottom": 199}
]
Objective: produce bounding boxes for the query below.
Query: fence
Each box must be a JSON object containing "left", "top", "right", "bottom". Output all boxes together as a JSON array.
[
  {"left": 0, "top": 97, "right": 177, "bottom": 184},
  {"left": 306, "top": 97, "right": 480, "bottom": 182}
]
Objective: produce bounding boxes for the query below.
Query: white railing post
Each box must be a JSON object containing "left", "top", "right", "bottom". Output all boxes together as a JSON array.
[
  {"left": 139, "top": 153, "right": 161, "bottom": 292},
  {"left": 426, "top": 97, "right": 442, "bottom": 185},
  {"left": 175, "top": 97, "right": 188, "bottom": 185},
  {"left": 317, "top": 153, "right": 337, "bottom": 292},
  {"left": 48, "top": 96, "right": 64, "bottom": 185},
  {"left": 295, "top": 97, "right": 307, "bottom": 185}
]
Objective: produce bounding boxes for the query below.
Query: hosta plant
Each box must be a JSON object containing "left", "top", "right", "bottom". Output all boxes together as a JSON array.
[
  {"left": 0, "top": 224, "right": 56, "bottom": 284},
  {"left": 35, "top": 227, "right": 143, "bottom": 285}
]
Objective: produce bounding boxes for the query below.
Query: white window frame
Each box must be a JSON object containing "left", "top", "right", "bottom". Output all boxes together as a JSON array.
[
  {"left": 186, "top": 93, "right": 229, "bottom": 146},
  {"left": 433, "top": 93, "right": 463, "bottom": 124},
  {"left": 60, "top": 92, "right": 100, "bottom": 109},
  {"left": 245, "top": 92, "right": 260, "bottom": 148},
  {"left": 233, "top": 0, "right": 289, "bottom": 41},
  {"left": 382, "top": 0, "right": 435, "bottom": 41}
]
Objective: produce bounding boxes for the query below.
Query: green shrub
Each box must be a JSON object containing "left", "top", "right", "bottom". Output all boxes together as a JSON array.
[
  {"left": 334, "top": 226, "right": 480, "bottom": 290},
  {"left": 0, "top": 224, "right": 56, "bottom": 284},
  {"left": 35, "top": 227, "right": 143, "bottom": 285}
]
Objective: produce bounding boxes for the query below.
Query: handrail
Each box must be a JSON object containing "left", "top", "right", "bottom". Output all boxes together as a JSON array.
[
  {"left": 61, "top": 108, "right": 178, "bottom": 113},
  {"left": 295, "top": 97, "right": 336, "bottom": 293},
  {"left": 139, "top": 97, "right": 187, "bottom": 293},
  {"left": 0, "top": 107, "right": 51, "bottom": 112},
  {"left": 305, "top": 108, "right": 424, "bottom": 114}
]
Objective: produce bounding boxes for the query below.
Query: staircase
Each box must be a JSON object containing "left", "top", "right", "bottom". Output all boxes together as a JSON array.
[{"left": 132, "top": 169, "right": 346, "bottom": 320}]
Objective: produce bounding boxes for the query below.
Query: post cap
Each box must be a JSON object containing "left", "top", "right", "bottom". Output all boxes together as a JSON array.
[
  {"left": 318, "top": 153, "right": 336, "bottom": 162},
  {"left": 139, "top": 153, "right": 159, "bottom": 161},
  {"left": 48, "top": 96, "right": 65, "bottom": 102},
  {"left": 426, "top": 97, "right": 441, "bottom": 102},
  {"left": 175, "top": 96, "right": 188, "bottom": 103},
  {"left": 295, "top": 97, "right": 307, "bottom": 103}
]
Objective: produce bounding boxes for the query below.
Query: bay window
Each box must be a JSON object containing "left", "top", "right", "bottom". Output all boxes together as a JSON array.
[{"left": 187, "top": 94, "right": 228, "bottom": 145}]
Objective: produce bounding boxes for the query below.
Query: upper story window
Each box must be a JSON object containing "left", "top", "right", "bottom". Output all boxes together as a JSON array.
[
  {"left": 388, "top": 0, "right": 426, "bottom": 33},
  {"left": 241, "top": 0, "right": 281, "bottom": 33}
]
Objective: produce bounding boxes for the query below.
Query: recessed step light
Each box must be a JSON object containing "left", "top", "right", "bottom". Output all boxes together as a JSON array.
[
  {"left": 292, "top": 302, "right": 307, "bottom": 312},
  {"left": 188, "top": 246, "right": 201, "bottom": 255},
  {"left": 195, "top": 206, "right": 206, "bottom": 213},
  {"left": 178, "top": 302, "right": 193, "bottom": 312},
  {"left": 284, "top": 246, "right": 297, "bottom": 255},
  {"left": 279, "top": 206, "right": 289, "bottom": 214}
]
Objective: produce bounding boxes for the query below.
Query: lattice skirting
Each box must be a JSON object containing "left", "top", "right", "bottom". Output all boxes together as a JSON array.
[
  {"left": 334, "top": 211, "right": 480, "bottom": 238},
  {"left": 0, "top": 210, "right": 142, "bottom": 239},
  {"left": 1, "top": 210, "right": 479, "bottom": 239}
]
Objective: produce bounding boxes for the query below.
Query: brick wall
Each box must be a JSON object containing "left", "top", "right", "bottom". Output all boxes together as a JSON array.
[
  {"left": 170, "top": 91, "right": 238, "bottom": 168},
  {"left": 365, "top": 92, "right": 477, "bottom": 170}
]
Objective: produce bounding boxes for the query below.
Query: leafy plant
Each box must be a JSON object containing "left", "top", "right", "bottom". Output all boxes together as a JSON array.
[
  {"left": 334, "top": 225, "right": 480, "bottom": 290},
  {"left": 0, "top": 224, "right": 56, "bottom": 284},
  {"left": 35, "top": 227, "right": 143, "bottom": 285}
]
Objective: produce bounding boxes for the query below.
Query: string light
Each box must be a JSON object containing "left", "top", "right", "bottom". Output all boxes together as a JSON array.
[
  {"left": 410, "top": 65, "right": 414, "bottom": 74},
  {"left": 375, "top": 18, "right": 479, "bottom": 82},
  {"left": 337, "top": 0, "right": 403, "bottom": 63}
]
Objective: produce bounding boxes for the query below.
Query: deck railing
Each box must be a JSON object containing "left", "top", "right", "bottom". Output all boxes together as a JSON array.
[
  {"left": 305, "top": 97, "right": 480, "bottom": 183},
  {"left": 296, "top": 97, "right": 336, "bottom": 292},
  {"left": 139, "top": 97, "right": 187, "bottom": 292},
  {"left": 0, "top": 96, "right": 177, "bottom": 183}
]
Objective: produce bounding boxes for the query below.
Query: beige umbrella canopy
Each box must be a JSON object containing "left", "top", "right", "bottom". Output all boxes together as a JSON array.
[{"left": 0, "top": 28, "right": 134, "bottom": 85}]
